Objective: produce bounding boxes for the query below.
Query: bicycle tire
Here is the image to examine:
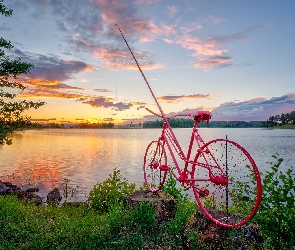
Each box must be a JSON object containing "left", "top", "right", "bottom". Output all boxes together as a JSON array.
[
  {"left": 192, "top": 139, "right": 262, "bottom": 228},
  {"left": 143, "top": 140, "right": 168, "bottom": 192}
]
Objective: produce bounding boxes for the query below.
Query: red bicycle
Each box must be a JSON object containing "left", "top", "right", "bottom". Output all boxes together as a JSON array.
[{"left": 116, "top": 24, "right": 262, "bottom": 228}]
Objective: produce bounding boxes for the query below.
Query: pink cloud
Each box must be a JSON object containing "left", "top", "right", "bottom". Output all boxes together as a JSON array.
[
  {"left": 161, "top": 24, "right": 177, "bottom": 36},
  {"left": 192, "top": 56, "right": 232, "bottom": 70},
  {"left": 93, "top": 48, "right": 165, "bottom": 70},
  {"left": 167, "top": 5, "right": 178, "bottom": 18},
  {"left": 165, "top": 34, "right": 228, "bottom": 56},
  {"left": 91, "top": 0, "right": 162, "bottom": 43},
  {"left": 134, "top": 0, "right": 161, "bottom": 4}
]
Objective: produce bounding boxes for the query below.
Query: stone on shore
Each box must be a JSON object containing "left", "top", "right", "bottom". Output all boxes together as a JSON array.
[
  {"left": 0, "top": 180, "right": 44, "bottom": 206},
  {"left": 183, "top": 209, "right": 264, "bottom": 249},
  {"left": 123, "top": 190, "right": 177, "bottom": 222},
  {"left": 47, "top": 188, "right": 62, "bottom": 205}
]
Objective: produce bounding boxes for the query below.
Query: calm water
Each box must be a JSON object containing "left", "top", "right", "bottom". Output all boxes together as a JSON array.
[{"left": 0, "top": 128, "right": 294, "bottom": 200}]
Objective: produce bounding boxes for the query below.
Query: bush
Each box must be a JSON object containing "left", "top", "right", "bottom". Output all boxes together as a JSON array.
[
  {"left": 88, "top": 169, "right": 136, "bottom": 213},
  {"left": 231, "top": 154, "right": 295, "bottom": 249},
  {"left": 162, "top": 169, "right": 189, "bottom": 201}
]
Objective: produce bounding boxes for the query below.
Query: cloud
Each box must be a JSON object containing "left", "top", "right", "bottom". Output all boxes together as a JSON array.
[
  {"left": 31, "top": 118, "right": 56, "bottom": 122},
  {"left": 158, "top": 94, "right": 212, "bottom": 103},
  {"left": 7, "top": 0, "right": 164, "bottom": 70},
  {"left": 211, "top": 93, "right": 295, "bottom": 121},
  {"left": 94, "top": 89, "right": 113, "bottom": 92},
  {"left": 13, "top": 49, "right": 96, "bottom": 83},
  {"left": 167, "top": 5, "right": 178, "bottom": 18},
  {"left": 163, "top": 24, "right": 264, "bottom": 70},
  {"left": 142, "top": 106, "right": 205, "bottom": 121},
  {"left": 92, "top": 48, "right": 164, "bottom": 70},
  {"left": 134, "top": 0, "right": 161, "bottom": 4},
  {"left": 103, "top": 118, "right": 114, "bottom": 122},
  {"left": 191, "top": 56, "right": 232, "bottom": 70},
  {"left": 163, "top": 33, "right": 232, "bottom": 69},
  {"left": 82, "top": 97, "right": 133, "bottom": 111},
  {"left": 137, "top": 105, "right": 145, "bottom": 110},
  {"left": 10, "top": 49, "right": 98, "bottom": 99},
  {"left": 20, "top": 88, "right": 88, "bottom": 100},
  {"left": 130, "top": 101, "right": 147, "bottom": 105}
]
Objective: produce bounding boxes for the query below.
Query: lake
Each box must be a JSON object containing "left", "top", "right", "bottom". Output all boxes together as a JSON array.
[{"left": 0, "top": 128, "right": 294, "bottom": 201}]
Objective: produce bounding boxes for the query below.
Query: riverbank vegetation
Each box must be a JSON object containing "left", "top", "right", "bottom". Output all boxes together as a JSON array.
[
  {"left": 0, "top": 155, "right": 294, "bottom": 249},
  {"left": 262, "top": 111, "right": 295, "bottom": 128},
  {"left": 143, "top": 119, "right": 262, "bottom": 128}
]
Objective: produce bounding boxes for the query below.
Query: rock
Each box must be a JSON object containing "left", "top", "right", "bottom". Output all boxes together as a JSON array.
[
  {"left": 47, "top": 188, "right": 62, "bottom": 205},
  {"left": 16, "top": 190, "right": 43, "bottom": 206},
  {"left": 123, "top": 190, "right": 177, "bottom": 222},
  {"left": 184, "top": 209, "right": 264, "bottom": 249},
  {"left": 2, "top": 181, "right": 12, "bottom": 186},
  {"left": 0, "top": 181, "right": 9, "bottom": 195},
  {"left": 26, "top": 187, "right": 39, "bottom": 193},
  {"left": 7, "top": 184, "right": 22, "bottom": 193}
]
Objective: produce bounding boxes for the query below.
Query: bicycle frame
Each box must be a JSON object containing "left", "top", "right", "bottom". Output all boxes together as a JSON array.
[
  {"left": 146, "top": 108, "right": 225, "bottom": 194},
  {"left": 116, "top": 23, "right": 262, "bottom": 228},
  {"left": 115, "top": 23, "right": 222, "bottom": 191}
]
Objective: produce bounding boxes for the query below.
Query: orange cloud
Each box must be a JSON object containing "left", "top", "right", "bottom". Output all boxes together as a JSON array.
[{"left": 29, "top": 79, "right": 60, "bottom": 86}]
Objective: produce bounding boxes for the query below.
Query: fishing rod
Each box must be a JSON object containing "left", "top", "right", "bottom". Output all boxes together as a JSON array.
[{"left": 114, "top": 23, "right": 166, "bottom": 119}]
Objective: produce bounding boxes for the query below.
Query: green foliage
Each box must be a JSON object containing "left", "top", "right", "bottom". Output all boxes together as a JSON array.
[
  {"left": 0, "top": 0, "right": 45, "bottom": 145},
  {"left": 143, "top": 118, "right": 262, "bottom": 128},
  {"left": 231, "top": 154, "right": 295, "bottom": 249},
  {"left": 87, "top": 169, "right": 136, "bottom": 213},
  {"left": 162, "top": 169, "right": 189, "bottom": 201},
  {"left": 159, "top": 199, "right": 198, "bottom": 248},
  {"left": 264, "top": 111, "right": 295, "bottom": 127}
]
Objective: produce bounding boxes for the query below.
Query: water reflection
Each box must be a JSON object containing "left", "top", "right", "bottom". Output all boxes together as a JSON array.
[{"left": 0, "top": 128, "right": 294, "bottom": 200}]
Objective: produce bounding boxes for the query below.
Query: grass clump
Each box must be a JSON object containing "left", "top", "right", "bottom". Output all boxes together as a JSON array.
[
  {"left": 231, "top": 154, "right": 295, "bottom": 249},
  {"left": 87, "top": 169, "right": 136, "bottom": 213}
]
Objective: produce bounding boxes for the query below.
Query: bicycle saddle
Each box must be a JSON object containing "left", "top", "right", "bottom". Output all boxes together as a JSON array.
[{"left": 194, "top": 111, "right": 212, "bottom": 123}]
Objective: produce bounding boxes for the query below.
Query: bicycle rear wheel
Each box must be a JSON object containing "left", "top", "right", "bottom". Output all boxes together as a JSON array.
[
  {"left": 143, "top": 140, "right": 168, "bottom": 192},
  {"left": 192, "top": 139, "right": 262, "bottom": 228}
]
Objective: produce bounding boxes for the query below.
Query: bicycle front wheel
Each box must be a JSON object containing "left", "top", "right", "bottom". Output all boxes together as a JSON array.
[
  {"left": 192, "top": 139, "right": 262, "bottom": 228},
  {"left": 143, "top": 140, "right": 167, "bottom": 192}
]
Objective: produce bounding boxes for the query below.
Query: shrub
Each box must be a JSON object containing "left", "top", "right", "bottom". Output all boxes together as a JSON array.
[
  {"left": 88, "top": 169, "right": 136, "bottom": 213},
  {"left": 231, "top": 154, "right": 295, "bottom": 249},
  {"left": 162, "top": 168, "right": 189, "bottom": 201}
]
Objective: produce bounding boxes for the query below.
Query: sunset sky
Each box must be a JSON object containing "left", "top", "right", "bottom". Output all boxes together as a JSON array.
[{"left": 2, "top": 0, "right": 295, "bottom": 125}]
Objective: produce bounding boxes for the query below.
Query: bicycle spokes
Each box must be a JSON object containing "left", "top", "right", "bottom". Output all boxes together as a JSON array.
[
  {"left": 143, "top": 140, "right": 168, "bottom": 192},
  {"left": 193, "top": 139, "right": 262, "bottom": 228}
]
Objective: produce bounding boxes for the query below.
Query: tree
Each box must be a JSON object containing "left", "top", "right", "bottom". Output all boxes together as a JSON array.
[{"left": 0, "top": 0, "right": 45, "bottom": 145}]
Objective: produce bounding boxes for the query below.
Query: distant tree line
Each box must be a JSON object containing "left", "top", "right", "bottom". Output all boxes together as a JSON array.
[
  {"left": 262, "top": 111, "right": 295, "bottom": 127},
  {"left": 143, "top": 118, "right": 262, "bottom": 128},
  {"left": 78, "top": 122, "right": 114, "bottom": 129},
  {"left": 35, "top": 122, "right": 115, "bottom": 129}
]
